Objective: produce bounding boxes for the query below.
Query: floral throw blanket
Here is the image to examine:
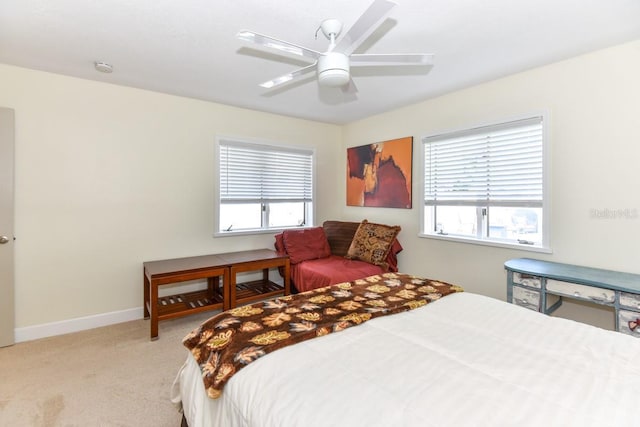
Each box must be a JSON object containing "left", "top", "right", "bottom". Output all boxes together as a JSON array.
[{"left": 183, "top": 272, "right": 463, "bottom": 399}]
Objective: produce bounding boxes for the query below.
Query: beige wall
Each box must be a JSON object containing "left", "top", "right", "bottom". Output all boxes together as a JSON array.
[
  {"left": 341, "top": 40, "right": 640, "bottom": 325},
  {"left": 0, "top": 64, "right": 342, "bottom": 328},
  {"left": 2, "top": 39, "right": 638, "bottom": 332}
]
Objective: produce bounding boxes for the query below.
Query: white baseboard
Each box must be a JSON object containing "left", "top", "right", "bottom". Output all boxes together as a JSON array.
[{"left": 14, "top": 307, "right": 144, "bottom": 343}]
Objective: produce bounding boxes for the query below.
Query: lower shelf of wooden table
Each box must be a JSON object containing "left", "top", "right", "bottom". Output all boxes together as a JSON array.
[
  {"left": 235, "top": 279, "right": 286, "bottom": 306},
  {"left": 154, "top": 289, "right": 224, "bottom": 321}
]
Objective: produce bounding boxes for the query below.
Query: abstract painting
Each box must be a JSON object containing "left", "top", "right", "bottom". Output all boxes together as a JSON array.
[{"left": 347, "top": 137, "right": 412, "bottom": 208}]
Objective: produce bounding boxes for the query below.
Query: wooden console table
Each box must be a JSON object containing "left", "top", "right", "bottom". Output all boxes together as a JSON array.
[
  {"left": 143, "top": 254, "right": 228, "bottom": 340},
  {"left": 218, "top": 249, "right": 291, "bottom": 309},
  {"left": 143, "top": 249, "right": 290, "bottom": 340}
]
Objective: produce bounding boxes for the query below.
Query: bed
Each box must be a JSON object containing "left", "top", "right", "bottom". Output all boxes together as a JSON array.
[{"left": 171, "top": 273, "right": 640, "bottom": 427}]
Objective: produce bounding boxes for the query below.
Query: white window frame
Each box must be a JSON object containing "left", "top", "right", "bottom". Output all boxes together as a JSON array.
[
  {"left": 420, "top": 113, "right": 551, "bottom": 252},
  {"left": 214, "top": 136, "right": 316, "bottom": 236}
]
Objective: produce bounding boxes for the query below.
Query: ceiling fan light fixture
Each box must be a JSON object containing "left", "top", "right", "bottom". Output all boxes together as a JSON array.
[{"left": 317, "top": 52, "right": 350, "bottom": 87}]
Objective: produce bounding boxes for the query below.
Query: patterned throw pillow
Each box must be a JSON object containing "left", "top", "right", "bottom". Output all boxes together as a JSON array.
[{"left": 345, "top": 220, "right": 401, "bottom": 270}]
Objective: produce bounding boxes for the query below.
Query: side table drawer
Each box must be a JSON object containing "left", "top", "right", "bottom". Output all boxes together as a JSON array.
[
  {"left": 546, "top": 279, "right": 615, "bottom": 304},
  {"left": 619, "top": 292, "right": 640, "bottom": 311},
  {"left": 618, "top": 309, "right": 640, "bottom": 338},
  {"left": 512, "top": 285, "right": 540, "bottom": 311},
  {"left": 512, "top": 272, "right": 541, "bottom": 289}
]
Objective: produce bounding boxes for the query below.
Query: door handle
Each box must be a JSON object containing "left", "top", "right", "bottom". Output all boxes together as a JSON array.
[{"left": 0, "top": 236, "right": 10, "bottom": 244}]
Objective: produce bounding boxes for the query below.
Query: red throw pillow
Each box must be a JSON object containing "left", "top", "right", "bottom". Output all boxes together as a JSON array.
[
  {"left": 274, "top": 233, "right": 285, "bottom": 253},
  {"left": 282, "top": 227, "right": 331, "bottom": 264}
]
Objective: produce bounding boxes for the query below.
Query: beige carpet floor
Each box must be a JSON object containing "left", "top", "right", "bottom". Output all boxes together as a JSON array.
[{"left": 0, "top": 311, "right": 217, "bottom": 427}]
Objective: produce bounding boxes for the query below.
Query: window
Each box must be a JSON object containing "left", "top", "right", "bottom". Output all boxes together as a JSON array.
[
  {"left": 217, "top": 138, "right": 314, "bottom": 234},
  {"left": 422, "top": 116, "right": 548, "bottom": 250}
]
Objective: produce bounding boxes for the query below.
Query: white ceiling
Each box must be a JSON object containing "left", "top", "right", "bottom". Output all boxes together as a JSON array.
[{"left": 1, "top": 0, "right": 639, "bottom": 125}]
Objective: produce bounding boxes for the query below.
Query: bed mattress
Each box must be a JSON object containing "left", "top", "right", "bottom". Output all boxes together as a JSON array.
[{"left": 172, "top": 292, "right": 640, "bottom": 427}]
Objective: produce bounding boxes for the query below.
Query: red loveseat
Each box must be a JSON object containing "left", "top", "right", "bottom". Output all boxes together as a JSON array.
[{"left": 274, "top": 220, "right": 402, "bottom": 293}]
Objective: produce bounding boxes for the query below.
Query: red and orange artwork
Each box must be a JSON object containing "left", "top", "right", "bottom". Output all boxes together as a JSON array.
[{"left": 347, "top": 137, "right": 412, "bottom": 208}]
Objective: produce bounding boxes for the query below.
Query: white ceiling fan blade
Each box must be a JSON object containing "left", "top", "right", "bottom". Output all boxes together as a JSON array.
[
  {"left": 350, "top": 53, "right": 435, "bottom": 66},
  {"left": 334, "top": 0, "right": 396, "bottom": 56},
  {"left": 259, "top": 63, "right": 317, "bottom": 89},
  {"left": 237, "top": 30, "right": 322, "bottom": 61}
]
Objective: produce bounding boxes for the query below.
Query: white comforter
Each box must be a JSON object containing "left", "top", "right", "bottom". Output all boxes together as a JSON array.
[{"left": 172, "top": 292, "right": 640, "bottom": 427}]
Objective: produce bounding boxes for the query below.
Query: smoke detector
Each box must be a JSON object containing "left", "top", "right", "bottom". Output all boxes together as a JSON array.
[{"left": 94, "top": 61, "right": 113, "bottom": 73}]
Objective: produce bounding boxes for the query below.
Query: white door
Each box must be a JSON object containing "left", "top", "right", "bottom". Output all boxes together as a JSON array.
[{"left": 0, "top": 108, "right": 15, "bottom": 347}]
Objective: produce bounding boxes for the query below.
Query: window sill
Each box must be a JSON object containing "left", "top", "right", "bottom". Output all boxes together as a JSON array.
[
  {"left": 214, "top": 225, "right": 310, "bottom": 238},
  {"left": 418, "top": 233, "right": 552, "bottom": 254}
]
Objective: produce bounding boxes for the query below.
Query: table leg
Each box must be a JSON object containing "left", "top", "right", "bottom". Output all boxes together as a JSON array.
[
  {"left": 208, "top": 276, "right": 220, "bottom": 300},
  {"left": 222, "top": 269, "right": 230, "bottom": 311},
  {"left": 284, "top": 259, "right": 291, "bottom": 296},
  {"left": 228, "top": 267, "right": 237, "bottom": 309},
  {"left": 150, "top": 280, "right": 159, "bottom": 340},
  {"left": 143, "top": 269, "right": 150, "bottom": 319},
  {"left": 262, "top": 268, "right": 269, "bottom": 292}
]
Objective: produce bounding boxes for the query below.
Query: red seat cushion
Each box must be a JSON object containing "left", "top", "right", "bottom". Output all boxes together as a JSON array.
[{"left": 292, "top": 255, "right": 385, "bottom": 293}]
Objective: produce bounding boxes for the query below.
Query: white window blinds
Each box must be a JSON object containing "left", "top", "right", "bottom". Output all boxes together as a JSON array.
[
  {"left": 423, "top": 117, "right": 543, "bottom": 207},
  {"left": 219, "top": 140, "right": 313, "bottom": 203}
]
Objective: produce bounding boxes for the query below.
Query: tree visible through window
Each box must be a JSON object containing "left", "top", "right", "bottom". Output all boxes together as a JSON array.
[{"left": 422, "top": 116, "right": 548, "bottom": 249}]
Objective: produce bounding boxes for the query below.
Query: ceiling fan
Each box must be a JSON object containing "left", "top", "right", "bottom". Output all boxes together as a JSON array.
[{"left": 236, "top": 0, "right": 434, "bottom": 93}]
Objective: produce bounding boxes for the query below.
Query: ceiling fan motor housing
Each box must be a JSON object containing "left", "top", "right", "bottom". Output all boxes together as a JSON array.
[{"left": 318, "top": 52, "right": 350, "bottom": 87}]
